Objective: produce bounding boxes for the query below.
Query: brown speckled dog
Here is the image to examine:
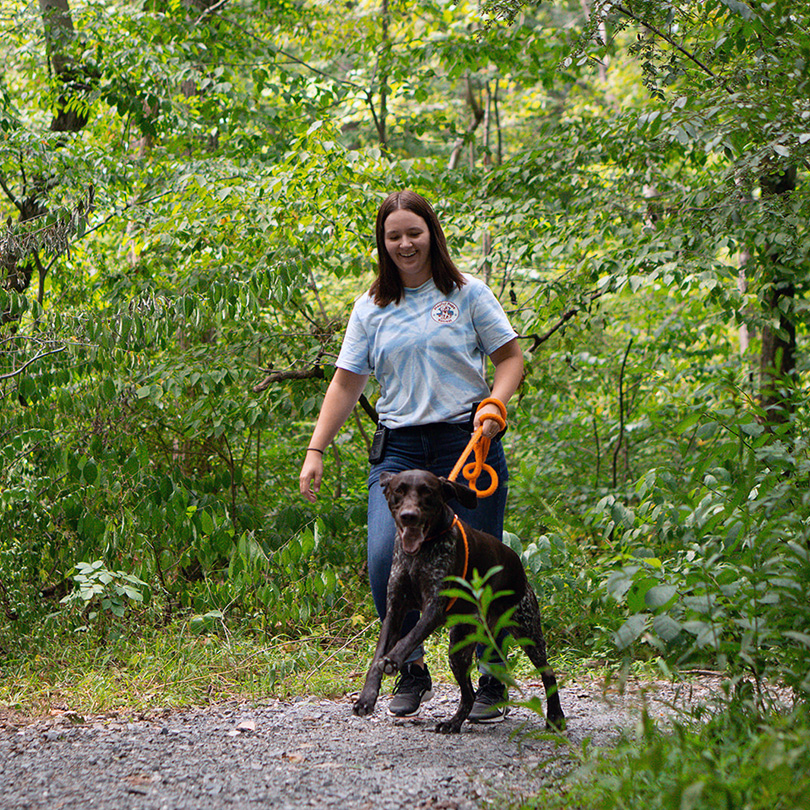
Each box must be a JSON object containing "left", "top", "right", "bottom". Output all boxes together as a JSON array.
[{"left": 353, "top": 469, "right": 566, "bottom": 734}]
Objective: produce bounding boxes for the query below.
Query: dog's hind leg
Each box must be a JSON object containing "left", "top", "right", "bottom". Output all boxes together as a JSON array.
[
  {"left": 435, "top": 623, "right": 477, "bottom": 734},
  {"left": 514, "top": 591, "right": 566, "bottom": 730}
]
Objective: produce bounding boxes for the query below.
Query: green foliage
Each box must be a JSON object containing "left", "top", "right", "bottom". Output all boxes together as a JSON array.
[
  {"left": 1, "top": 4, "right": 810, "bottom": 807},
  {"left": 586, "top": 396, "right": 810, "bottom": 702},
  {"left": 60, "top": 560, "right": 149, "bottom": 623},
  {"left": 524, "top": 705, "right": 810, "bottom": 810},
  {"left": 443, "top": 566, "right": 520, "bottom": 685}
]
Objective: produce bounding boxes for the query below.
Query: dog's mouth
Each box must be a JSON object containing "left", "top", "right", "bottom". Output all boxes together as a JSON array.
[{"left": 399, "top": 525, "right": 427, "bottom": 555}]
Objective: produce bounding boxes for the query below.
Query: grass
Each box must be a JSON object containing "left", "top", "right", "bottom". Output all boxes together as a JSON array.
[
  {"left": 1, "top": 611, "right": 589, "bottom": 720},
  {"left": 0, "top": 616, "right": 377, "bottom": 718}
]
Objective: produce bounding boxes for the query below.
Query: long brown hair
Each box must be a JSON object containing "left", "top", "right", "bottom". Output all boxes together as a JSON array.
[{"left": 369, "top": 190, "right": 466, "bottom": 306}]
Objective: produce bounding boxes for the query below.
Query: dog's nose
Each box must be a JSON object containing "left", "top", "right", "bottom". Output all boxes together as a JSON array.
[{"left": 398, "top": 507, "right": 420, "bottom": 526}]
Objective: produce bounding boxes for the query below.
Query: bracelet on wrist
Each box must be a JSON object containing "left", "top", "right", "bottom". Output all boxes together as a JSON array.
[{"left": 306, "top": 447, "right": 324, "bottom": 455}]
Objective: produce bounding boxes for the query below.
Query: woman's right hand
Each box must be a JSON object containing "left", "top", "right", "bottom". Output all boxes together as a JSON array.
[{"left": 300, "top": 450, "right": 325, "bottom": 503}]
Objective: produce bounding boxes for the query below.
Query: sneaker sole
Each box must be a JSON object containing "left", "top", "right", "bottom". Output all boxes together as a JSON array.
[
  {"left": 468, "top": 707, "right": 510, "bottom": 724},
  {"left": 387, "top": 689, "right": 434, "bottom": 718}
]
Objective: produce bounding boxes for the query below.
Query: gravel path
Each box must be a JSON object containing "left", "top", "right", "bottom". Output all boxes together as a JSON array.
[{"left": 0, "top": 676, "right": 720, "bottom": 810}]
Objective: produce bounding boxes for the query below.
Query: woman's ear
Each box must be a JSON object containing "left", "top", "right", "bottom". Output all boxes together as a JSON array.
[{"left": 439, "top": 477, "right": 478, "bottom": 510}]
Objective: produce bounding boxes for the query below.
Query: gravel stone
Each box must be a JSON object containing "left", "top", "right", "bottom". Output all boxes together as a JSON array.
[{"left": 0, "top": 676, "right": 726, "bottom": 809}]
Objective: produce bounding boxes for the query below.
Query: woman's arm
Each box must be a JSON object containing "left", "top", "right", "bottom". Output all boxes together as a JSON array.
[
  {"left": 475, "top": 338, "right": 525, "bottom": 438},
  {"left": 299, "top": 368, "right": 370, "bottom": 502}
]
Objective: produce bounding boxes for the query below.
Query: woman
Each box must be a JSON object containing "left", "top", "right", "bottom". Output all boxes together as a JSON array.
[{"left": 300, "top": 190, "right": 524, "bottom": 722}]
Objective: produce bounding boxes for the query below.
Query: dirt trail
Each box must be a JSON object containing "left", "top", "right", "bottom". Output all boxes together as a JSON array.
[{"left": 0, "top": 676, "right": 720, "bottom": 809}]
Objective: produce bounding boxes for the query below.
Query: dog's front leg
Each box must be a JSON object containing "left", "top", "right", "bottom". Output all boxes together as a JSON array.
[
  {"left": 380, "top": 599, "right": 446, "bottom": 675},
  {"left": 353, "top": 596, "right": 407, "bottom": 718}
]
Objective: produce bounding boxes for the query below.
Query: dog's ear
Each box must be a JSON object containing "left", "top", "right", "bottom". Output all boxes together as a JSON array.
[
  {"left": 379, "top": 471, "right": 394, "bottom": 491},
  {"left": 439, "top": 477, "right": 478, "bottom": 510}
]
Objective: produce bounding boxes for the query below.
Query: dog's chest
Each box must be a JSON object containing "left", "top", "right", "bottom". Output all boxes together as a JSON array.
[{"left": 394, "top": 537, "right": 457, "bottom": 602}]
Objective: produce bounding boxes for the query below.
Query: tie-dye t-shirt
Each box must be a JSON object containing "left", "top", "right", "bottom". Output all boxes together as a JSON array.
[{"left": 336, "top": 275, "right": 517, "bottom": 428}]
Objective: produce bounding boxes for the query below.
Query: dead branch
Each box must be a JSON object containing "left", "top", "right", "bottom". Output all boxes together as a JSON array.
[
  {"left": 522, "top": 288, "right": 605, "bottom": 352},
  {"left": 252, "top": 365, "right": 324, "bottom": 393},
  {"left": 0, "top": 185, "right": 94, "bottom": 291}
]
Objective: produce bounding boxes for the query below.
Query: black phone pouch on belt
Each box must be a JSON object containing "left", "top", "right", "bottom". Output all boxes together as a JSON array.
[{"left": 368, "top": 424, "right": 389, "bottom": 464}]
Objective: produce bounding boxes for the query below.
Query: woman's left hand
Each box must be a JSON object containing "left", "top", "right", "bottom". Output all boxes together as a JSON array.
[{"left": 474, "top": 403, "right": 506, "bottom": 439}]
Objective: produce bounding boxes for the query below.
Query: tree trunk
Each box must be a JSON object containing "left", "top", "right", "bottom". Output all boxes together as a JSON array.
[
  {"left": 758, "top": 166, "right": 797, "bottom": 425},
  {"left": 40, "top": 0, "right": 93, "bottom": 133},
  {"left": 3, "top": 0, "right": 91, "bottom": 304}
]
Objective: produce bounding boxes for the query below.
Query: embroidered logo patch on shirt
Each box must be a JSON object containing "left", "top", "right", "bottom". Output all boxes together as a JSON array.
[{"left": 431, "top": 301, "right": 460, "bottom": 324}]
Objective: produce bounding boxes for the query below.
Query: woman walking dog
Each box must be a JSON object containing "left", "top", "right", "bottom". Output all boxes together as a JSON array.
[{"left": 300, "top": 190, "right": 523, "bottom": 722}]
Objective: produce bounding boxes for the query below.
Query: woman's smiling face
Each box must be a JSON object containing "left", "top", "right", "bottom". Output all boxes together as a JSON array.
[{"left": 383, "top": 209, "right": 432, "bottom": 288}]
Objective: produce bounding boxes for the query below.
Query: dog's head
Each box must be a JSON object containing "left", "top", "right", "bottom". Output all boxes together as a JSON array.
[{"left": 379, "top": 470, "right": 477, "bottom": 555}]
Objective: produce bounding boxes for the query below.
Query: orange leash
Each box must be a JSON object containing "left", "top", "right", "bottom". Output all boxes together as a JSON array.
[
  {"left": 445, "top": 516, "right": 468, "bottom": 612},
  {"left": 447, "top": 397, "right": 507, "bottom": 498}
]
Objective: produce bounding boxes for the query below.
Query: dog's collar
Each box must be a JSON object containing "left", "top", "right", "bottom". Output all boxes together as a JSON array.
[{"left": 424, "top": 508, "right": 455, "bottom": 543}]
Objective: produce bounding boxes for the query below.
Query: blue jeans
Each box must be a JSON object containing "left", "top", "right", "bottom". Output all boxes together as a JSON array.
[{"left": 367, "top": 422, "right": 509, "bottom": 665}]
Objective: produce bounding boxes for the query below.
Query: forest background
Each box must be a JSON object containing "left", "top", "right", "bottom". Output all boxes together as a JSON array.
[{"left": 1, "top": 1, "right": 809, "bottom": 807}]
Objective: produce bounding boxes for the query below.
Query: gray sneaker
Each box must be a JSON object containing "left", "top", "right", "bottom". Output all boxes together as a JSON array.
[
  {"left": 468, "top": 674, "right": 510, "bottom": 723},
  {"left": 387, "top": 663, "right": 434, "bottom": 717}
]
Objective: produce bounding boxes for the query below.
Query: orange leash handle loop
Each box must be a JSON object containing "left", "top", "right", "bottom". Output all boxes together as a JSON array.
[{"left": 448, "top": 398, "right": 507, "bottom": 497}]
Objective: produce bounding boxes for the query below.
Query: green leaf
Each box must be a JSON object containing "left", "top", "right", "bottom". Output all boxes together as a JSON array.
[
  {"left": 614, "top": 614, "right": 647, "bottom": 650},
  {"left": 645, "top": 584, "right": 677, "bottom": 610},
  {"left": 82, "top": 460, "right": 98, "bottom": 485},
  {"left": 676, "top": 413, "right": 702, "bottom": 433},
  {"left": 718, "top": 0, "right": 753, "bottom": 19},
  {"left": 784, "top": 631, "right": 810, "bottom": 649},
  {"left": 628, "top": 577, "right": 659, "bottom": 613},
  {"left": 652, "top": 613, "right": 682, "bottom": 642}
]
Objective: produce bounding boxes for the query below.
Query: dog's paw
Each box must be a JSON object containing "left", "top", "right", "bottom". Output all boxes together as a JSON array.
[
  {"left": 546, "top": 713, "right": 566, "bottom": 731},
  {"left": 353, "top": 699, "right": 374, "bottom": 718},
  {"left": 382, "top": 658, "right": 399, "bottom": 676},
  {"left": 434, "top": 720, "right": 463, "bottom": 734}
]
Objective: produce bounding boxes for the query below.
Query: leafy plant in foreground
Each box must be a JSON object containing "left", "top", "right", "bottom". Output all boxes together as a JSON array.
[
  {"left": 60, "top": 560, "right": 150, "bottom": 628},
  {"left": 522, "top": 704, "right": 810, "bottom": 810},
  {"left": 589, "top": 397, "right": 810, "bottom": 705}
]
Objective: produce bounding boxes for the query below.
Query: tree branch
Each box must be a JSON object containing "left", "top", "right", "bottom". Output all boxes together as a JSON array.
[
  {"left": 0, "top": 346, "right": 66, "bottom": 381},
  {"left": 193, "top": 0, "right": 231, "bottom": 26},
  {"left": 448, "top": 75, "right": 486, "bottom": 170},
  {"left": 610, "top": 3, "right": 734, "bottom": 95},
  {"left": 252, "top": 364, "right": 324, "bottom": 393},
  {"left": 522, "top": 288, "right": 605, "bottom": 352},
  {"left": 358, "top": 393, "right": 378, "bottom": 425},
  {"left": 0, "top": 174, "right": 19, "bottom": 210}
]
